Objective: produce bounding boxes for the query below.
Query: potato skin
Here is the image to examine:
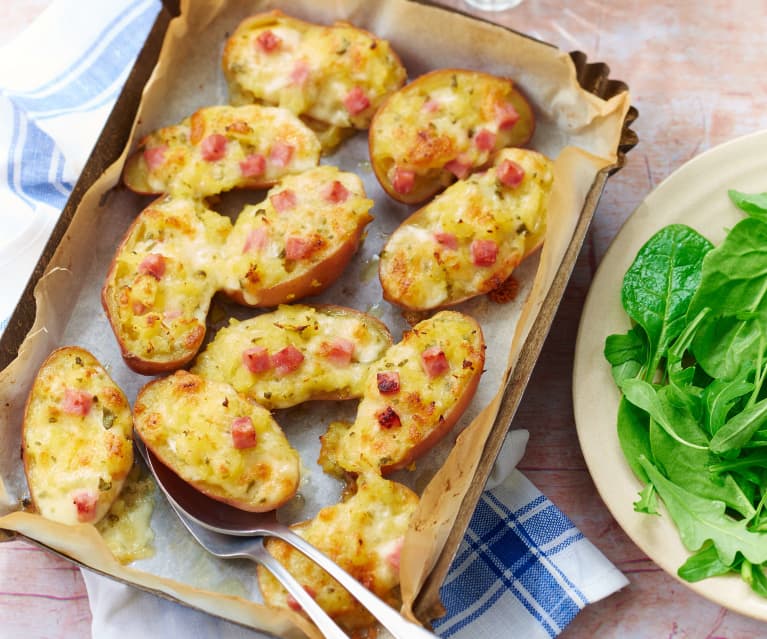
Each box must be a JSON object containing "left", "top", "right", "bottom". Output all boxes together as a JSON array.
[
  {"left": 222, "top": 10, "right": 407, "bottom": 148},
  {"left": 134, "top": 371, "right": 300, "bottom": 512},
  {"left": 319, "top": 311, "right": 486, "bottom": 475},
  {"left": 191, "top": 304, "right": 393, "bottom": 409},
  {"left": 379, "top": 147, "right": 554, "bottom": 311},
  {"left": 22, "top": 347, "right": 133, "bottom": 526},
  {"left": 122, "top": 104, "right": 321, "bottom": 197},
  {"left": 101, "top": 196, "right": 230, "bottom": 375},
  {"left": 369, "top": 68, "right": 535, "bottom": 204}
]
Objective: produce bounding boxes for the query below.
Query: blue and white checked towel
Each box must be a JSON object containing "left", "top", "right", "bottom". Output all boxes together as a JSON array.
[{"left": 0, "top": 1, "right": 627, "bottom": 637}]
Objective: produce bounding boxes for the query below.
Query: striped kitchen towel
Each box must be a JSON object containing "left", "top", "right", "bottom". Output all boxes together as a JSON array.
[{"left": 1, "top": 1, "right": 628, "bottom": 638}]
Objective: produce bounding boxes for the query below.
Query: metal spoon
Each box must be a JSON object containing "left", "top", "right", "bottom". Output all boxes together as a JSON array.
[{"left": 134, "top": 436, "right": 439, "bottom": 639}]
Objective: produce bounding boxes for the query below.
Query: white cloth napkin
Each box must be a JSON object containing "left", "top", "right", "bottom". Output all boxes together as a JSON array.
[{"left": 0, "top": 1, "right": 628, "bottom": 637}]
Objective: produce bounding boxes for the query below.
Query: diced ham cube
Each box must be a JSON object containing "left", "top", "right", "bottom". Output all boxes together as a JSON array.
[
  {"left": 256, "top": 29, "right": 281, "bottom": 53},
  {"left": 290, "top": 60, "right": 310, "bottom": 86},
  {"left": 421, "top": 346, "right": 449, "bottom": 378},
  {"left": 73, "top": 490, "right": 99, "bottom": 522},
  {"left": 163, "top": 309, "right": 183, "bottom": 321},
  {"left": 239, "top": 153, "right": 266, "bottom": 177},
  {"left": 392, "top": 167, "right": 415, "bottom": 195},
  {"left": 269, "top": 142, "right": 294, "bottom": 168},
  {"left": 132, "top": 301, "right": 147, "bottom": 315},
  {"left": 242, "top": 346, "right": 271, "bottom": 373},
  {"left": 343, "top": 86, "right": 371, "bottom": 116},
  {"left": 62, "top": 388, "right": 93, "bottom": 416},
  {"left": 287, "top": 586, "right": 317, "bottom": 612},
  {"left": 422, "top": 98, "right": 441, "bottom": 113},
  {"left": 321, "top": 338, "right": 355, "bottom": 367},
  {"left": 496, "top": 159, "right": 525, "bottom": 188},
  {"left": 377, "top": 406, "right": 401, "bottom": 429},
  {"left": 471, "top": 239, "right": 498, "bottom": 267},
  {"left": 243, "top": 228, "right": 268, "bottom": 253},
  {"left": 200, "top": 133, "right": 227, "bottom": 161},
  {"left": 496, "top": 102, "right": 520, "bottom": 130},
  {"left": 434, "top": 231, "right": 458, "bottom": 250},
  {"left": 323, "top": 180, "right": 350, "bottom": 204},
  {"left": 231, "top": 416, "right": 257, "bottom": 450},
  {"left": 285, "top": 236, "right": 315, "bottom": 260},
  {"left": 386, "top": 537, "right": 404, "bottom": 570},
  {"left": 474, "top": 128, "right": 497, "bottom": 151},
  {"left": 138, "top": 253, "right": 166, "bottom": 280},
  {"left": 143, "top": 145, "right": 167, "bottom": 171},
  {"left": 376, "top": 371, "right": 400, "bottom": 395},
  {"left": 272, "top": 345, "right": 305, "bottom": 377},
  {"left": 444, "top": 157, "right": 472, "bottom": 180},
  {"left": 270, "top": 189, "right": 297, "bottom": 212}
]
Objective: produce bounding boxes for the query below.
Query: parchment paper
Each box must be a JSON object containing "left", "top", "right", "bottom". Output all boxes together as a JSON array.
[{"left": 0, "top": 0, "right": 630, "bottom": 636}]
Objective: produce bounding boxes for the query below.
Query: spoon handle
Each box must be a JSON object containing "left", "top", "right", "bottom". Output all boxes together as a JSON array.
[
  {"left": 272, "top": 527, "right": 440, "bottom": 639},
  {"left": 247, "top": 538, "right": 350, "bottom": 639}
]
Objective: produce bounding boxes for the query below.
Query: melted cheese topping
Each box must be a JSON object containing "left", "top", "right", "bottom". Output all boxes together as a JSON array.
[
  {"left": 133, "top": 371, "right": 300, "bottom": 511},
  {"left": 379, "top": 148, "right": 554, "bottom": 309},
  {"left": 95, "top": 465, "right": 155, "bottom": 563},
  {"left": 103, "top": 197, "right": 231, "bottom": 369},
  {"left": 222, "top": 166, "right": 374, "bottom": 304},
  {"left": 223, "top": 12, "right": 406, "bottom": 136},
  {"left": 258, "top": 473, "right": 418, "bottom": 631},
  {"left": 323, "top": 311, "right": 485, "bottom": 474},
  {"left": 371, "top": 69, "right": 530, "bottom": 194},
  {"left": 127, "top": 104, "right": 321, "bottom": 196},
  {"left": 191, "top": 304, "right": 392, "bottom": 409},
  {"left": 23, "top": 347, "right": 133, "bottom": 526}
]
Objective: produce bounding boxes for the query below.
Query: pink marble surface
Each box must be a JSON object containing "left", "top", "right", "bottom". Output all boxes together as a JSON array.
[{"left": 2, "top": 1, "right": 767, "bottom": 637}]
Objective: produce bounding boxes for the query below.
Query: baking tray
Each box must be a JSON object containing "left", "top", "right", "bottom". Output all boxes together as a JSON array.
[{"left": 0, "top": 0, "right": 638, "bottom": 631}]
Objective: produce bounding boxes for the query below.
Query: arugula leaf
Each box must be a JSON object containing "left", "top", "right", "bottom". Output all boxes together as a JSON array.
[
  {"left": 704, "top": 377, "right": 754, "bottom": 435},
  {"left": 639, "top": 456, "right": 767, "bottom": 565},
  {"left": 710, "top": 395, "right": 767, "bottom": 454},
  {"left": 729, "top": 189, "right": 767, "bottom": 217},
  {"left": 633, "top": 482, "right": 659, "bottom": 514},
  {"left": 742, "top": 561, "right": 767, "bottom": 597},
  {"left": 677, "top": 543, "right": 734, "bottom": 582},
  {"left": 620, "top": 224, "right": 713, "bottom": 380},
  {"left": 620, "top": 379, "right": 707, "bottom": 450}
]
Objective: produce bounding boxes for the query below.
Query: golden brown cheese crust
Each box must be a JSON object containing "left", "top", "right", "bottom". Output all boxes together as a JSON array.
[
  {"left": 122, "top": 104, "right": 321, "bottom": 196},
  {"left": 257, "top": 473, "right": 418, "bottom": 631},
  {"left": 320, "top": 311, "right": 485, "bottom": 475},
  {"left": 221, "top": 165, "right": 374, "bottom": 307},
  {"left": 134, "top": 371, "right": 300, "bottom": 512},
  {"left": 22, "top": 347, "right": 133, "bottom": 526},
  {"left": 191, "top": 304, "right": 392, "bottom": 409},
  {"left": 222, "top": 11, "right": 407, "bottom": 149},
  {"left": 379, "top": 148, "right": 554, "bottom": 310},
  {"left": 369, "top": 69, "right": 535, "bottom": 204},
  {"left": 101, "top": 196, "right": 231, "bottom": 375}
]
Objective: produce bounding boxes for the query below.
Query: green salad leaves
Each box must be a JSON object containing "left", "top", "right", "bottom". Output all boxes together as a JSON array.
[{"left": 605, "top": 189, "right": 767, "bottom": 594}]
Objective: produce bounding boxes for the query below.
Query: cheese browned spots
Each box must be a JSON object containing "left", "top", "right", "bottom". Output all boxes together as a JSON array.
[
  {"left": 191, "top": 304, "right": 392, "bottom": 409},
  {"left": 123, "top": 104, "right": 321, "bottom": 196},
  {"left": 22, "top": 347, "right": 133, "bottom": 526},
  {"left": 320, "top": 311, "right": 485, "bottom": 475},
  {"left": 133, "top": 371, "right": 300, "bottom": 512},
  {"left": 370, "top": 69, "right": 535, "bottom": 203},
  {"left": 379, "top": 148, "right": 553, "bottom": 310},
  {"left": 257, "top": 473, "right": 418, "bottom": 631},
  {"left": 222, "top": 11, "right": 406, "bottom": 148}
]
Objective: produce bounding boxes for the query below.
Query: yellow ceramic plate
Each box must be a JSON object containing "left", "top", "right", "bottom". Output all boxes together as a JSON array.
[{"left": 573, "top": 129, "right": 767, "bottom": 620}]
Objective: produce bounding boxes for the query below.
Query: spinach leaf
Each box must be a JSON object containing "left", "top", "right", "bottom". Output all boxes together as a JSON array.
[
  {"left": 677, "top": 543, "right": 734, "bottom": 582},
  {"left": 729, "top": 189, "right": 767, "bottom": 218},
  {"left": 692, "top": 314, "right": 763, "bottom": 381},
  {"left": 620, "top": 224, "right": 713, "bottom": 380},
  {"left": 616, "top": 396, "right": 653, "bottom": 482},
  {"left": 639, "top": 456, "right": 767, "bottom": 565},
  {"left": 604, "top": 327, "right": 647, "bottom": 385},
  {"left": 704, "top": 377, "right": 754, "bottom": 435}
]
